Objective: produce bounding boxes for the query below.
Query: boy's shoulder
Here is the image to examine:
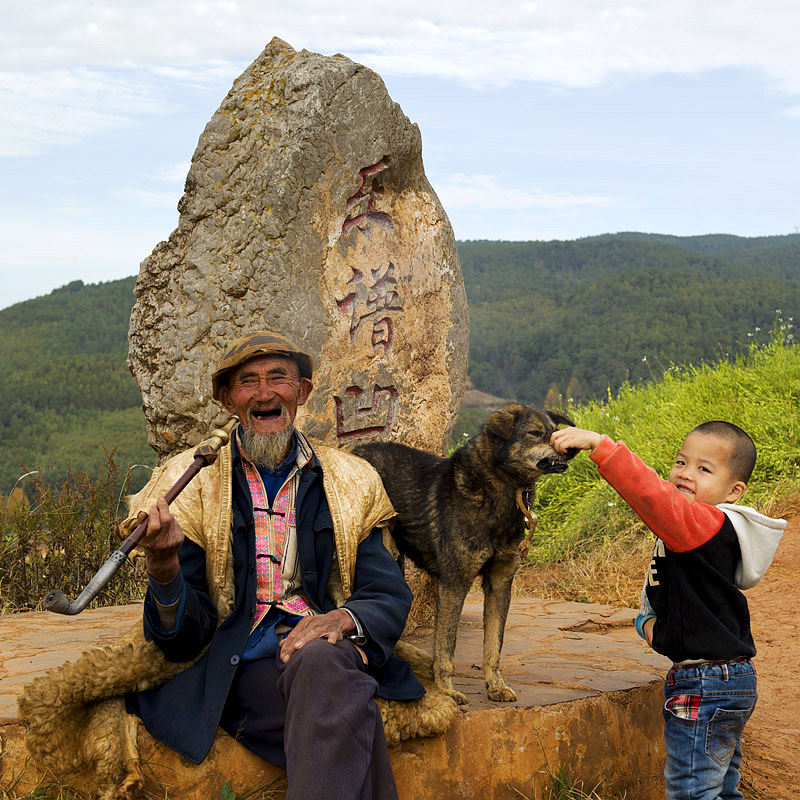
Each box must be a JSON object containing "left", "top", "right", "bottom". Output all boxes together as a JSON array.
[{"left": 717, "top": 503, "right": 786, "bottom": 589}]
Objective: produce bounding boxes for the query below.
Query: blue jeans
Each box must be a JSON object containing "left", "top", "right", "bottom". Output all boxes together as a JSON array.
[{"left": 662, "top": 660, "right": 757, "bottom": 800}]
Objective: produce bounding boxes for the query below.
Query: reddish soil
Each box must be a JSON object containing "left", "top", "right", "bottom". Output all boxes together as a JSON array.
[{"left": 739, "top": 515, "right": 800, "bottom": 797}]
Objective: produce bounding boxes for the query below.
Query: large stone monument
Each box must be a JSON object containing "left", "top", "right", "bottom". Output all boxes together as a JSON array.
[{"left": 129, "top": 37, "right": 468, "bottom": 460}]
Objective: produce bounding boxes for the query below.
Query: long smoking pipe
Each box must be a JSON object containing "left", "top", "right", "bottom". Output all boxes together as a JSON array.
[{"left": 43, "top": 416, "right": 239, "bottom": 615}]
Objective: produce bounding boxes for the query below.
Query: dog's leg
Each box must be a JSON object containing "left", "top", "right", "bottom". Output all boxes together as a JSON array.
[
  {"left": 433, "top": 580, "right": 472, "bottom": 705},
  {"left": 481, "top": 555, "right": 521, "bottom": 702}
]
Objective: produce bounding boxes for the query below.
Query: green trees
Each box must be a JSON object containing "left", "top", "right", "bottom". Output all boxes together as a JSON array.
[
  {"left": 460, "top": 234, "right": 800, "bottom": 405},
  {"left": 2, "top": 232, "right": 799, "bottom": 491},
  {"left": 0, "top": 277, "right": 154, "bottom": 492}
]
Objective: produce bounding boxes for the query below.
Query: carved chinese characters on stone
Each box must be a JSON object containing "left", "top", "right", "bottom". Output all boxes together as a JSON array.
[
  {"left": 336, "top": 262, "right": 404, "bottom": 354},
  {"left": 341, "top": 159, "right": 394, "bottom": 239},
  {"left": 334, "top": 384, "right": 399, "bottom": 439},
  {"left": 128, "top": 37, "right": 468, "bottom": 462}
]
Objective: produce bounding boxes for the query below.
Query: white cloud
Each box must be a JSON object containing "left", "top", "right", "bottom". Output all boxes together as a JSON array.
[
  {"left": 110, "top": 162, "right": 189, "bottom": 209},
  {"left": 0, "top": 215, "right": 155, "bottom": 309},
  {"left": 0, "top": 67, "right": 171, "bottom": 157},
  {"left": 2, "top": 1, "right": 800, "bottom": 91},
  {"left": 112, "top": 188, "right": 182, "bottom": 208},
  {"left": 437, "top": 173, "right": 616, "bottom": 212},
  {"left": 2, "top": 1, "right": 800, "bottom": 157},
  {"left": 148, "top": 162, "right": 192, "bottom": 183}
]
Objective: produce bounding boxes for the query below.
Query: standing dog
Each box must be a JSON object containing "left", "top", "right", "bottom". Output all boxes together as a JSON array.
[{"left": 354, "top": 403, "right": 576, "bottom": 703}]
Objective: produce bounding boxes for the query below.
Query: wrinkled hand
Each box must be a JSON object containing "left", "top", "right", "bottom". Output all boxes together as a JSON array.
[
  {"left": 550, "top": 427, "right": 603, "bottom": 453},
  {"left": 138, "top": 496, "right": 184, "bottom": 583},
  {"left": 279, "top": 609, "right": 354, "bottom": 663}
]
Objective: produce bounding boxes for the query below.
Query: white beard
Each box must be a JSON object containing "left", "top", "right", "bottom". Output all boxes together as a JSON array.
[{"left": 240, "top": 418, "right": 295, "bottom": 470}]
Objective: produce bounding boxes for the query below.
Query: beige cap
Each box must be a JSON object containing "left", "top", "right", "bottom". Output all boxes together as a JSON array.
[{"left": 211, "top": 331, "right": 315, "bottom": 399}]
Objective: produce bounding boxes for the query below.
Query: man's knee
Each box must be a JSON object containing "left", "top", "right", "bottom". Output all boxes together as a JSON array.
[
  {"left": 284, "top": 637, "right": 359, "bottom": 672},
  {"left": 279, "top": 638, "right": 373, "bottom": 698}
]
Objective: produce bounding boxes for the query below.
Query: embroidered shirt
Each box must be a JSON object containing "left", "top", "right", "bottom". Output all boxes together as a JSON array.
[{"left": 237, "top": 429, "right": 317, "bottom": 627}]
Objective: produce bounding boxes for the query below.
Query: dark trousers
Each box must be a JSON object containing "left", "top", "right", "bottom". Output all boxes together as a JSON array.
[{"left": 220, "top": 638, "right": 398, "bottom": 800}]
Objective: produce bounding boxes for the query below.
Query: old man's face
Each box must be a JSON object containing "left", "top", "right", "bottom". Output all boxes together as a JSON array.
[{"left": 219, "top": 354, "right": 312, "bottom": 439}]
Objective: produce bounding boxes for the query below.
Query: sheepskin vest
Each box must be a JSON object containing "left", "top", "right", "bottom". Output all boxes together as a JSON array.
[
  {"left": 17, "top": 433, "right": 458, "bottom": 800},
  {"left": 122, "top": 434, "right": 398, "bottom": 617}
]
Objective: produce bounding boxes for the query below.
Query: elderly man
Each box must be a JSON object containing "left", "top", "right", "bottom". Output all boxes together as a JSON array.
[{"left": 125, "top": 330, "right": 422, "bottom": 800}]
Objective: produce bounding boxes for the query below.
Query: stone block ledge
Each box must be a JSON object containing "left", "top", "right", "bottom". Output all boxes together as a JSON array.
[{"left": 0, "top": 598, "right": 669, "bottom": 799}]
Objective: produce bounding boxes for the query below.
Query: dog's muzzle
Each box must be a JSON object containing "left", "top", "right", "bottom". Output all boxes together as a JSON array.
[
  {"left": 536, "top": 447, "right": 578, "bottom": 473},
  {"left": 536, "top": 457, "right": 570, "bottom": 473}
]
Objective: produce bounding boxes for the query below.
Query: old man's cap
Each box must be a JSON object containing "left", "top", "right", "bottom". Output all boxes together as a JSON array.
[{"left": 212, "top": 331, "right": 315, "bottom": 400}]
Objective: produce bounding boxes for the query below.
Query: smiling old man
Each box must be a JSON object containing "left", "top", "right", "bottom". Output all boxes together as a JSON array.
[{"left": 126, "top": 330, "right": 423, "bottom": 800}]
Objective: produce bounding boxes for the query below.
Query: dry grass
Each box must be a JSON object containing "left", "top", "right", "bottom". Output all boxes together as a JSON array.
[
  {"left": 762, "top": 489, "right": 800, "bottom": 521},
  {"left": 514, "top": 534, "right": 653, "bottom": 608},
  {"left": 510, "top": 761, "right": 633, "bottom": 800}
]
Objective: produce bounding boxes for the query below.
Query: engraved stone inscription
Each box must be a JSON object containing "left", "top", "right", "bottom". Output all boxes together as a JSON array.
[
  {"left": 336, "top": 262, "right": 404, "bottom": 354},
  {"left": 334, "top": 384, "right": 400, "bottom": 439},
  {"left": 341, "top": 159, "right": 394, "bottom": 239}
]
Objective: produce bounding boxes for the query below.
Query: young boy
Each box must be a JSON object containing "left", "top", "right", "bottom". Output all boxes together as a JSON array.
[{"left": 550, "top": 421, "right": 785, "bottom": 800}]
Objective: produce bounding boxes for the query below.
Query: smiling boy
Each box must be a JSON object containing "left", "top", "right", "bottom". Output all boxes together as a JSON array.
[{"left": 551, "top": 421, "right": 785, "bottom": 800}]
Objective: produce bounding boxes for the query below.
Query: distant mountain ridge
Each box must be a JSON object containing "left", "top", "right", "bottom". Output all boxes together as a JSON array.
[
  {"left": 2, "top": 232, "right": 799, "bottom": 490},
  {"left": 459, "top": 233, "right": 800, "bottom": 404}
]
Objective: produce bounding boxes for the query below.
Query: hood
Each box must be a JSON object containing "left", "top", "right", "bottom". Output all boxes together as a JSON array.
[{"left": 717, "top": 503, "right": 786, "bottom": 589}]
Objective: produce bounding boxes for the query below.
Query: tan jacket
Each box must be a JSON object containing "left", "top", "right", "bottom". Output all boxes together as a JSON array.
[
  {"left": 125, "top": 434, "right": 398, "bottom": 619},
  {"left": 18, "top": 434, "right": 457, "bottom": 800}
]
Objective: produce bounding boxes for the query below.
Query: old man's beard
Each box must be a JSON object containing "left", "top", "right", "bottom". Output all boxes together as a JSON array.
[{"left": 240, "top": 405, "right": 294, "bottom": 470}]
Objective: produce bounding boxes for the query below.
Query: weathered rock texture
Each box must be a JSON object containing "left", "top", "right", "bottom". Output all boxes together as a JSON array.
[{"left": 129, "top": 37, "right": 468, "bottom": 461}]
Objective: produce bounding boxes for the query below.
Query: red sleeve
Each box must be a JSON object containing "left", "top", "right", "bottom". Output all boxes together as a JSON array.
[{"left": 589, "top": 436, "right": 725, "bottom": 552}]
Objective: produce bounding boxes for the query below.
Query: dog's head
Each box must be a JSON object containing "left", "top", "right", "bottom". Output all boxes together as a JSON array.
[{"left": 482, "top": 403, "right": 578, "bottom": 483}]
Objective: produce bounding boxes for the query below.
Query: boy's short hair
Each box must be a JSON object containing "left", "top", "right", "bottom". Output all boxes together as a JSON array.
[{"left": 691, "top": 421, "right": 757, "bottom": 483}]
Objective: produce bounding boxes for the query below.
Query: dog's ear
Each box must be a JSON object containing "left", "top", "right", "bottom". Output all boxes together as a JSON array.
[
  {"left": 484, "top": 404, "right": 525, "bottom": 440},
  {"left": 545, "top": 409, "right": 576, "bottom": 428}
]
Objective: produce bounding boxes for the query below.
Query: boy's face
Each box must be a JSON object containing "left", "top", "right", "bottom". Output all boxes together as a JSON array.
[{"left": 668, "top": 432, "right": 747, "bottom": 505}]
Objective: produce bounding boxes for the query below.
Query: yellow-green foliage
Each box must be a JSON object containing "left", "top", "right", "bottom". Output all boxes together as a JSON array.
[
  {"left": 531, "top": 322, "right": 800, "bottom": 562},
  {"left": 0, "top": 454, "right": 149, "bottom": 612}
]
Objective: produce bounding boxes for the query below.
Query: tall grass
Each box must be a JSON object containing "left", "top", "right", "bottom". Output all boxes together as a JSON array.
[
  {"left": 530, "top": 319, "right": 800, "bottom": 563},
  {"left": 0, "top": 453, "right": 148, "bottom": 612}
]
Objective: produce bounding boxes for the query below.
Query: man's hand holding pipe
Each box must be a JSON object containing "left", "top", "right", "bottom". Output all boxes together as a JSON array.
[{"left": 137, "top": 496, "right": 184, "bottom": 584}]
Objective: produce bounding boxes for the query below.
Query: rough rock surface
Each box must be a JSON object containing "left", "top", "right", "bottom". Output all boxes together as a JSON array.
[{"left": 128, "top": 37, "right": 468, "bottom": 461}]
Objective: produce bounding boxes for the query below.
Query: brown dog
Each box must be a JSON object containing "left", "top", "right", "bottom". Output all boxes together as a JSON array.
[{"left": 353, "top": 403, "right": 576, "bottom": 703}]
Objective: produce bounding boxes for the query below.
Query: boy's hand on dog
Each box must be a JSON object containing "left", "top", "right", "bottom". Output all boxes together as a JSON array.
[{"left": 550, "top": 427, "right": 603, "bottom": 453}]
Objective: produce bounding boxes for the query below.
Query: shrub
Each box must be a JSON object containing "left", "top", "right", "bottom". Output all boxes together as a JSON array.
[
  {"left": 530, "top": 320, "right": 800, "bottom": 562},
  {"left": 0, "top": 453, "right": 148, "bottom": 612}
]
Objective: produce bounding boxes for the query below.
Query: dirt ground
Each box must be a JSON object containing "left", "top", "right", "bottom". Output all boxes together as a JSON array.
[
  {"left": 515, "top": 515, "right": 800, "bottom": 798},
  {"left": 739, "top": 515, "right": 800, "bottom": 798}
]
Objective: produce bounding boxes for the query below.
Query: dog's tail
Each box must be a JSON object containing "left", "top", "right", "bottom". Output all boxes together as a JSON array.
[{"left": 393, "top": 640, "right": 433, "bottom": 678}]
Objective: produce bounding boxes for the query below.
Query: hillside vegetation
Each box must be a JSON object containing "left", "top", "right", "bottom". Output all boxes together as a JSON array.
[
  {"left": 3, "top": 320, "right": 797, "bottom": 613},
  {"left": 461, "top": 232, "right": 800, "bottom": 404},
  {"left": 0, "top": 277, "right": 151, "bottom": 493},
  {"left": 1, "top": 232, "right": 800, "bottom": 493},
  {"left": 530, "top": 322, "right": 800, "bottom": 563}
]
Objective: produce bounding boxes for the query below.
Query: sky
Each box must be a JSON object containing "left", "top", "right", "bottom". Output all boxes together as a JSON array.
[{"left": 2, "top": 1, "right": 800, "bottom": 310}]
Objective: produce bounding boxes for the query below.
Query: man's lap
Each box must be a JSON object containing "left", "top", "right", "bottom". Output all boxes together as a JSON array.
[{"left": 220, "top": 638, "right": 374, "bottom": 768}]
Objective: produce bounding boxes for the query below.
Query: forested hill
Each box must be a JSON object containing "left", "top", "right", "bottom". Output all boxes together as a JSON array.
[
  {"left": 2, "top": 232, "right": 800, "bottom": 491},
  {"left": 0, "top": 277, "right": 151, "bottom": 492},
  {"left": 461, "top": 233, "right": 800, "bottom": 404}
]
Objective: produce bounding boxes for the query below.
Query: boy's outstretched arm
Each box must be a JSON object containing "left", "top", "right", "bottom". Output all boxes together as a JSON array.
[
  {"left": 551, "top": 427, "right": 725, "bottom": 552},
  {"left": 550, "top": 427, "right": 603, "bottom": 453}
]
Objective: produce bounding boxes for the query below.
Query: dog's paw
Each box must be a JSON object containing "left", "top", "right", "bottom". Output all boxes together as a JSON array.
[
  {"left": 487, "top": 683, "right": 518, "bottom": 702},
  {"left": 444, "top": 688, "right": 469, "bottom": 705}
]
